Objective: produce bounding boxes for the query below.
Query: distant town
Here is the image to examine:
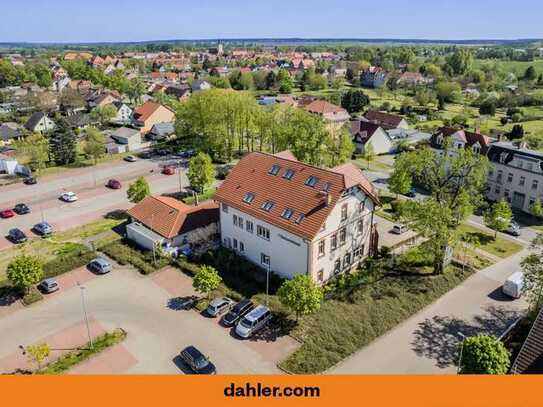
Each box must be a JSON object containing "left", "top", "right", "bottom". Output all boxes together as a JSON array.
[{"left": 0, "top": 38, "right": 542, "bottom": 375}]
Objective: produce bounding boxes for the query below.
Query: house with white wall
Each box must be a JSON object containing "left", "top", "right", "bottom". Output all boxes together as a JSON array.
[
  {"left": 351, "top": 120, "right": 393, "bottom": 154},
  {"left": 214, "top": 151, "right": 380, "bottom": 284}
]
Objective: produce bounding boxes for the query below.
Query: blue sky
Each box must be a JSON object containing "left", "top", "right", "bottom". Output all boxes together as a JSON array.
[{"left": 1, "top": 0, "right": 542, "bottom": 43}]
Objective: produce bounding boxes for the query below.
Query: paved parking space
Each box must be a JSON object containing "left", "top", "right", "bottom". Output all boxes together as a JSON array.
[{"left": 0, "top": 265, "right": 298, "bottom": 374}]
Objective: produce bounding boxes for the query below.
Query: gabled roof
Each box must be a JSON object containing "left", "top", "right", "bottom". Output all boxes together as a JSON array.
[
  {"left": 433, "top": 126, "right": 492, "bottom": 154},
  {"left": 511, "top": 307, "right": 543, "bottom": 374},
  {"left": 127, "top": 196, "right": 219, "bottom": 239},
  {"left": 0, "top": 123, "right": 21, "bottom": 141},
  {"left": 304, "top": 100, "right": 347, "bottom": 115},
  {"left": 364, "top": 110, "right": 405, "bottom": 129},
  {"left": 24, "top": 112, "right": 48, "bottom": 130},
  {"left": 133, "top": 101, "right": 173, "bottom": 123},
  {"left": 214, "top": 151, "right": 378, "bottom": 240},
  {"left": 351, "top": 120, "right": 382, "bottom": 141}
]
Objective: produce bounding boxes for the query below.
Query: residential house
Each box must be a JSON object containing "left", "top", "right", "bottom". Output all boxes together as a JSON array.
[
  {"left": 362, "top": 110, "right": 409, "bottom": 131},
  {"left": 165, "top": 84, "right": 191, "bottom": 101},
  {"left": 24, "top": 112, "right": 55, "bottom": 133},
  {"left": 214, "top": 151, "right": 380, "bottom": 284},
  {"left": 191, "top": 80, "right": 211, "bottom": 92},
  {"left": 63, "top": 52, "right": 93, "bottom": 61},
  {"left": 303, "top": 100, "right": 351, "bottom": 132},
  {"left": 126, "top": 196, "right": 219, "bottom": 255},
  {"left": 110, "top": 101, "right": 133, "bottom": 125},
  {"left": 88, "top": 92, "right": 120, "bottom": 109},
  {"left": 110, "top": 127, "right": 142, "bottom": 150},
  {"left": 66, "top": 112, "right": 90, "bottom": 130},
  {"left": 431, "top": 126, "right": 491, "bottom": 155},
  {"left": 132, "top": 101, "right": 175, "bottom": 134},
  {"left": 148, "top": 122, "right": 175, "bottom": 141},
  {"left": 360, "top": 66, "right": 387, "bottom": 88},
  {"left": 486, "top": 141, "right": 543, "bottom": 214},
  {"left": 0, "top": 122, "right": 23, "bottom": 144},
  {"left": 351, "top": 121, "right": 393, "bottom": 154},
  {"left": 396, "top": 71, "right": 432, "bottom": 86},
  {"left": 511, "top": 306, "right": 543, "bottom": 374}
]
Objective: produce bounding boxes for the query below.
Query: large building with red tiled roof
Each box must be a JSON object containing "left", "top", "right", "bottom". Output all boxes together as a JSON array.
[
  {"left": 215, "top": 151, "right": 379, "bottom": 283},
  {"left": 132, "top": 101, "right": 175, "bottom": 134},
  {"left": 303, "top": 100, "right": 350, "bottom": 131},
  {"left": 126, "top": 195, "right": 219, "bottom": 254}
]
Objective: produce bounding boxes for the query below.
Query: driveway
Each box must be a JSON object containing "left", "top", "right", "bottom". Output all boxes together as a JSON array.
[
  {"left": 0, "top": 266, "right": 298, "bottom": 374},
  {"left": 330, "top": 249, "right": 529, "bottom": 374}
]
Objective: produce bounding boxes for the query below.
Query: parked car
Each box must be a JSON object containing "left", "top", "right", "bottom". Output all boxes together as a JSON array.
[
  {"left": 106, "top": 179, "right": 122, "bottom": 189},
  {"left": 124, "top": 155, "right": 137, "bottom": 162},
  {"left": 222, "top": 299, "right": 255, "bottom": 327},
  {"left": 235, "top": 305, "right": 272, "bottom": 338},
  {"left": 88, "top": 257, "right": 112, "bottom": 274},
  {"left": 162, "top": 166, "right": 175, "bottom": 175},
  {"left": 0, "top": 209, "right": 15, "bottom": 218},
  {"left": 60, "top": 192, "right": 78, "bottom": 202},
  {"left": 23, "top": 176, "right": 37, "bottom": 185},
  {"left": 33, "top": 222, "right": 53, "bottom": 236},
  {"left": 13, "top": 203, "right": 30, "bottom": 215},
  {"left": 139, "top": 151, "right": 152, "bottom": 159},
  {"left": 38, "top": 278, "right": 59, "bottom": 294},
  {"left": 505, "top": 221, "right": 521, "bottom": 237},
  {"left": 179, "top": 346, "right": 216, "bottom": 374},
  {"left": 503, "top": 271, "right": 524, "bottom": 299},
  {"left": 206, "top": 297, "right": 234, "bottom": 317},
  {"left": 392, "top": 224, "right": 408, "bottom": 235},
  {"left": 8, "top": 228, "right": 27, "bottom": 243}
]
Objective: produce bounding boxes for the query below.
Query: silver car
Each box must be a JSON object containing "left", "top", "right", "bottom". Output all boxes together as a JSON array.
[
  {"left": 88, "top": 257, "right": 112, "bottom": 274},
  {"left": 206, "top": 297, "right": 234, "bottom": 317},
  {"left": 38, "top": 278, "right": 59, "bottom": 294}
]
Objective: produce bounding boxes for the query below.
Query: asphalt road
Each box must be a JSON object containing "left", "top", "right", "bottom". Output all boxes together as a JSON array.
[{"left": 0, "top": 156, "right": 188, "bottom": 249}]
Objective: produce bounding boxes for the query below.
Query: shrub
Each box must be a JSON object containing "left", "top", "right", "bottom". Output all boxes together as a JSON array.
[
  {"left": 99, "top": 240, "right": 170, "bottom": 275},
  {"left": 460, "top": 335, "right": 510, "bottom": 374},
  {"left": 43, "top": 246, "right": 96, "bottom": 278},
  {"left": 390, "top": 199, "right": 405, "bottom": 214},
  {"left": 22, "top": 286, "right": 43, "bottom": 306}
]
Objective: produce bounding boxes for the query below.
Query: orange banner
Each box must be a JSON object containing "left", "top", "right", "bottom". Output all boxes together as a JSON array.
[{"left": 1, "top": 375, "right": 542, "bottom": 406}]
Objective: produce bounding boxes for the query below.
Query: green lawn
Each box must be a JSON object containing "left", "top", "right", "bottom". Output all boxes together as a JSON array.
[
  {"left": 458, "top": 224, "right": 524, "bottom": 259},
  {"left": 279, "top": 262, "right": 474, "bottom": 373}
]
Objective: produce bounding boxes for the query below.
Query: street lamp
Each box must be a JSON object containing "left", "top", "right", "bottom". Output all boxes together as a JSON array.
[
  {"left": 457, "top": 332, "right": 466, "bottom": 374},
  {"left": 78, "top": 283, "right": 93, "bottom": 349},
  {"left": 266, "top": 260, "right": 270, "bottom": 306}
]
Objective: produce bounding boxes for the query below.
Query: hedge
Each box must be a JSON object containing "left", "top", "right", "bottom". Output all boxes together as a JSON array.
[
  {"left": 99, "top": 239, "right": 170, "bottom": 275},
  {"left": 22, "top": 286, "right": 43, "bottom": 306},
  {"left": 43, "top": 246, "right": 96, "bottom": 278}
]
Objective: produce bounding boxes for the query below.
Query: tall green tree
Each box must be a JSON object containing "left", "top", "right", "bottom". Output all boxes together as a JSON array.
[
  {"left": 127, "top": 176, "right": 150, "bottom": 203},
  {"left": 193, "top": 265, "right": 222, "bottom": 300},
  {"left": 484, "top": 200, "right": 512, "bottom": 239},
  {"left": 83, "top": 127, "right": 106, "bottom": 164},
  {"left": 459, "top": 335, "right": 510, "bottom": 374},
  {"left": 530, "top": 199, "right": 543, "bottom": 219},
  {"left": 89, "top": 105, "right": 117, "bottom": 127},
  {"left": 6, "top": 255, "right": 44, "bottom": 294},
  {"left": 521, "top": 233, "right": 543, "bottom": 311},
  {"left": 362, "top": 143, "right": 375, "bottom": 169},
  {"left": 187, "top": 152, "right": 215, "bottom": 193},
  {"left": 447, "top": 48, "right": 473, "bottom": 75},
  {"left": 49, "top": 119, "right": 77, "bottom": 165},
  {"left": 277, "top": 275, "right": 323, "bottom": 321},
  {"left": 341, "top": 89, "right": 370, "bottom": 113},
  {"left": 15, "top": 133, "right": 49, "bottom": 173},
  {"left": 391, "top": 142, "right": 489, "bottom": 273}
]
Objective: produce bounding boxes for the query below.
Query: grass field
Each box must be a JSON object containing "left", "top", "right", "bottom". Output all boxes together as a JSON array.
[
  {"left": 0, "top": 218, "right": 124, "bottom": 281},
  {"left": 458, "top": 223, "right": 524, "bottom": 259}
]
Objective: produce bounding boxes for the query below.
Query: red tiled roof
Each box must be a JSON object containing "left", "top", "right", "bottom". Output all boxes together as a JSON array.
[
  {"left": 127, "top": 196, "right": 218, "bottom": 238},
  {"left": 214, "top": 151, "right": 378, "bottom": 240},
  {"left": 304, "top": 100, "right": 347, "bottom": 115},
  {"left": 133, "top": 101, "right": 173, "bottom": 123},
  {"left": 434, "top": 126, "right": 492, "bottom": 154}
]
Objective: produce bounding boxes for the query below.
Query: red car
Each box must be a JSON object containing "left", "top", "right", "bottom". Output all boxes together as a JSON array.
[
  {"left": 0, "top": 209, "right": 15, "bottom": 218},
  {"left": 106, "top": 179, "right": 122, "bottom": 189},
  {"left": 162, "top": 166, "right": 175, "bottom": 175}
]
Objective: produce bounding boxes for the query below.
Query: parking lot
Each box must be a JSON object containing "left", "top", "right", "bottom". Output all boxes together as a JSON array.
[{"left": 0, "top": 265, "right": 299, "bottom": 374}]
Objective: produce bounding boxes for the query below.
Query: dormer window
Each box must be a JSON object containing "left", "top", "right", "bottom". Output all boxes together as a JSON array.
[
  {"left": 283, "top": 168, "right": 295, "bottom": 180},
  {"left": 242, "top": 192, "right": 255, "bottom": 204},
  {"left": 261, "top": 200, "right": 274, "bottom": 212},
  {"left": 322, "top": 181, "right": 331, "bottom": 192},
  {"left": 268, "top": 164, "right": 281, "bottom": 175},
  {"left": 281, "top": 208, "right": 294, "bottom": 219},
  {"left": 295, "top": 213, "right": 305, "bottom": 224},
  {"left": 305, "top": 175, "right": 319, "bottom": 187}
]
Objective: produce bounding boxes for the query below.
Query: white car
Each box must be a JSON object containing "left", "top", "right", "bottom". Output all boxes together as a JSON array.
[{"left": 60, "top": 191, "right": 78, "bottom": 202}]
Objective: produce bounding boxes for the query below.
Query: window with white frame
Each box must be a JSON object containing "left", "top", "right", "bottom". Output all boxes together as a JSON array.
[
  {"left": 318, "top": 240, "right": 325, "bottom": 257},
  {"left": 330, "top": 234, "right": 337, "bottom": 251},
  {"left": 233, "top": 214, "right": 238, "bottom": 226},
  {"left": 246, "top": 220, "right": 254, "bottom": 233},
  {"left": 339, "top": 227, "right": 346, "bottom": 246},
  {"left": 341, "top": 204, "right": 348, "bottom": 221},
  {"left": 260, "top": 253, "right": 270, "bottom": 266},
  {"left": 333, "top": 259, "right": 341, "bottom": 274},
  {"left": 257, "top": 225, "right": 270, "bottom": 240},
  {"left": 238, "top": 216, "right": 244, "bottom": 229}
]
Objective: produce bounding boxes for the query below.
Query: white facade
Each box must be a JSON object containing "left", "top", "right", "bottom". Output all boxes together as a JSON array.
[
  {"left": 219, "top": 186, "right": 375, "bottom": 283},
  {"left": 354, "top": 127, "right": 393, "bottom": 155},
  {"left": 112, "top": 104, "right": 133, "bottom": 124}
]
